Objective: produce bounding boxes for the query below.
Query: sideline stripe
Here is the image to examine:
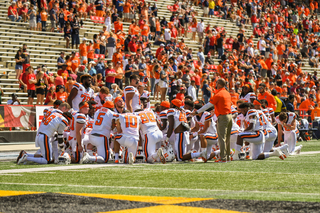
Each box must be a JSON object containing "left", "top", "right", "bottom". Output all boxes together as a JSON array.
[
  {"left": 2, "top": 182, "right": 320, "bottom": 197},
  {"left": 0, "top": 190, "right": 43, "bottom": 197},
  {"left": 61, "top": 192, "right": 212, "bottom": 204},
  {"left": 100, "top": 205, "right": 243, "bottom": 213}
]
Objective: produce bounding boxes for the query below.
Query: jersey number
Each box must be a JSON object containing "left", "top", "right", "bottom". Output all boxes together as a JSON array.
[
  {"left": 125, "top": 115, "right": 138, "bottom": 128},
  {"left": 95, "top": 112, "right": 106, "bottom": 126},
  {"left": 139, "top": 112, "right": 156, "bottom": 124},
  {"left": 179, "top": 113, "right": 187, "bottom": 122},
  {"left": 80, "top": 93, "right": 90, "bottom": 102},
  {"left": 43, "top": 114, "right": 56, "bottom": 126},
  {"left": 70, "top": 117, "right": 75, "bottom": 131}
]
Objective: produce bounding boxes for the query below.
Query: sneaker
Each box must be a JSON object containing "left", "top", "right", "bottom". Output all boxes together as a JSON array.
[
  {"left": 157, "top": 148, "right": 166, "bottom": 164},
  {"left": 274, "top": 149, "right": 285, "bottom": 160},
  {"left": 200, "top": 150, "right": 207, "bottom": 163},
  {"left": 17, "top": 150, "right": 26, "bottom": 163},
  {"left": 17, "top": 153, "right": 27, "bottom": 165},
  {"left": 80, "top": 152, "right": 90, "bottom": 164},
  {"left": 129, "top": 152, "right": 134, "bottom": 165}
]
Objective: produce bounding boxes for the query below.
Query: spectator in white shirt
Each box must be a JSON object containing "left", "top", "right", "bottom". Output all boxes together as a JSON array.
[
  {"left": 7, "top": 93, "right": 20, "bottom": 105},
  {"left": 197, "top": 19, "right": 205, "bottom": 44},
  {"left": 247, "top": 43, "right": 255, "bottom": 58},
  {"left": 164, "top": 28, "right": 171, "bottom": 41},
  {"left": 258, "top": 37, "right": 266, "bottom": 56},
  {"left": 188, "top": 80, "right": 197, "bottom": 101}
]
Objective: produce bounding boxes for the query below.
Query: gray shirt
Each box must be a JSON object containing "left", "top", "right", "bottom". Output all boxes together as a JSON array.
[
  {"left": 106, "top": 37, "right": 116, "bottom": 47},
  {"left": 182, "top": 73, "right": 190, "bottom": 87},
  {"left": 28, "top": 9, "right": 36, "bottom": 21},
  {"left": 160, "top": 70, "right": 167, "bottom": 83}
]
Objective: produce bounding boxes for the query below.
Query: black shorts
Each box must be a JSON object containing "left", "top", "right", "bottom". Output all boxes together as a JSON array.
[
  {"left": 72, "top": 34, "right": 80, "bottom": 45},
  {"left": 150, "top": 26, "right": 156, "bottom": 33},
  {"left": 28, "top": 90, "right": 36, "bottom": 98}
]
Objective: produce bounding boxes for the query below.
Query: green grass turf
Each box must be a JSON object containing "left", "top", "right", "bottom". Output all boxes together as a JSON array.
[{"left": 0, "top": 140, "right": 319, "bottom": 202}]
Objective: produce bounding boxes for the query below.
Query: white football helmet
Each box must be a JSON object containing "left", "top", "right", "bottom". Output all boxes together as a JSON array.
[
  {"left": 58, "top": 152, "right": 71, "bottom": 165},
  {"left": 162, "top": 145, "right": 176, "bottom": 162}
]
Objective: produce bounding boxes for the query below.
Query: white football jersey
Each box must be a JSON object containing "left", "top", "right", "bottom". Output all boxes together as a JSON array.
[
  {"left": 159, "top": 109, "right": 168, "bottom": 134},
  {"left": 91, "top": 107, "right": 118, "bottom": 137},
  {"left": 116, "top": 113, "right": 141, "bottom": 136},
  {"left": 167, "top": 108, "right": 187, "bottom": 131},
  {"left": 194, "top": 111, "right": 211, "bottom": 131},
  {"left": 38, "top": 112, "right": 69, "bottom": 138},
  {"left": 245, "top": 109, "right": 263, "bottom": 131},
  {"left": 124, "top": 86, "right": 141, "bottom": 112},
  {"left": 69, "top": 111, "right": 88, "bottom": 139},
  {"left": 72, "top": 83, "right": 94, "bottom": 111},
  {"left": 135, "top": 109, "right": 159, "bottom": 135},
  {"left": 236, "top": 113, "right": 245, "bottom": 130},
  {"left": 240, "top": 92, "right": 256, "bottom": 103},
  {"left": 268, "top": 107, "right": 275, "bottom": 122},
  {"left": 275, "top": 112, "right": 297, "bottom": 133},
  {"left": 93, "top": 93, "right": 107, "bottom": 109},
  {"left": 257, "top": 110, "right": 269, "bottom": 129},
  {"left": 185, "top": 110, "right": 196, "bottom": 129}
]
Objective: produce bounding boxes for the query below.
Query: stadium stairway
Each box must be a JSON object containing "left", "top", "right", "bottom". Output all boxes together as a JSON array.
[{"left": 0, "top": 0, "right": 319, "bottom": 104}]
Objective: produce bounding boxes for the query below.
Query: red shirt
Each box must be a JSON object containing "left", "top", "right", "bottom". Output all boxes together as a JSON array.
[
  {"left": 19, "top": 72, "right": 28, "bottom": 87},
  {"left": 105, "top": 68, "right": 116, "bottom": 83},
  {"left": 45, "top": 92, "right": 57, "bottom": 104},
  {"left": 27, "top": 73, "right": 36, "bottom": 90},
  {"left": 128, "top": 41, "right": 137, "bottom": 53},
  {"left": 8, "top": 5, "right": 17, "bottom": 16},
  {"left": 194, "top": 75, "right": 201, "bottom": 86}
]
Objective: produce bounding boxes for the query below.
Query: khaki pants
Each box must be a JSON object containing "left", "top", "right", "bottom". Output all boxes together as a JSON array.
[{"left": 217, "top": 114, "right": 232, "bottom": 161}]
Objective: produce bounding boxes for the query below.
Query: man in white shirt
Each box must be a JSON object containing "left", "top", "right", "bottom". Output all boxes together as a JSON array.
[
  {"left": 258, "top": 37, "right": 266, "bottom": 56},
  {"left": 188, "top": 80, "right": 197, "bottom": 101},
  {"left": 197, "top": 19, "right": 205, "bottom": 44},
  {"left": 247, "top": 43, "right": 255, "bottom": 58},
  {"left": 164, "top": 28, "right": 171, "bottom": 42}
]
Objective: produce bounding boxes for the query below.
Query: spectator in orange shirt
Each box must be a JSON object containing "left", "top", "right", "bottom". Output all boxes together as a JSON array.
[
  {"left": 56, "top": 85, "right": 68, "bottom": 102},
  {"left": 230, "top": 87, "right": 239, "bottom": 105},
  {"left": 114, "top": 17, "right": 123, "bottom": 33},
  {"left": 70, "top": 51, "right": 80, "bottom": 73},
  {"left": 87, "top": 40, "right": 95, "bottom": 63},
  {"left": 79, "top": 37, "right": 88, "bottom": 64},
  {"left": 258, "top": 83, "right": 277, "bottom": 110},
  {"left": 40, "top": 8, "right": 48, "bottom": 31},
  {"left": 112, "top": 47, "right": 123, "bottom": 67},
  {"left": 140, "top": 20, "right": 150, "bottom": 41}
]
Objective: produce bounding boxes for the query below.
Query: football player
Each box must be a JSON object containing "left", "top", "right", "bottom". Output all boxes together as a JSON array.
[
  {"left": 276, "top": 112, "right": 303, "bottom": 155},
  {"left": 67, "top": 74, "right": 94, "bottom": 111},
  {"left": 69, "top": 101, "right": 89, "bottom": 163},
  {"left": 239, "top": 84, "right": 256, "bottom": 103},
  {"left": 135, "top": 109, "right": 166, "bottom": 164},
  {"left": 93, "top": 87, "right": 111, "bottom": 109},
  {"left": 124, "top": 74, "right": 141, "bottom": 112},
  {"left": 253, "top": 100, "right": 278, "bottom": 153},
  {"left": 17, "top": 111, "right": 72, "bottom": 164},
  {"left": 167, "top": 99, "right": 191, "bottom": 161},
  {"left": 114, "top": 110, "right": 141, "bottom": 164},
  {"left": 86, "top": 101, "right": 117, "bottom": 163},
  {"left": 114, "top": 96, "right": 125, "bottom": 113},
  {"left": 233, "top": 103, "right": 285, "bottom": 161}
]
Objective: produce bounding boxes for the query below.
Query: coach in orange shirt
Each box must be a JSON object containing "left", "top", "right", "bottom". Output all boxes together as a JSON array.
[
  {"left": 193, "top": 78, "right": 232, "bottom": 162},
  {"left": 257, "top": 83, "right": 277, "bottom": 111}
]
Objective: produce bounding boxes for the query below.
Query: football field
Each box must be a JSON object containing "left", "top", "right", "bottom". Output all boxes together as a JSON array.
[{"left": 0, "top": 140, "right": 320, "bottom": 212}]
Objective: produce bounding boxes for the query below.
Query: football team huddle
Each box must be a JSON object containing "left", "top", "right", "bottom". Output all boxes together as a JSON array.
[{"left": 16, "top": 74, "right": 303, "bottom": 165}]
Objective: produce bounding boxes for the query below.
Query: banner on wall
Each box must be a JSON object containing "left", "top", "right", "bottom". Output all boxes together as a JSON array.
[
  {"left": 0, "top": 105, "right": 36, "bottom": 128},
  {"left": 36, "top": 106, "right": 48, "bottom": 129}
]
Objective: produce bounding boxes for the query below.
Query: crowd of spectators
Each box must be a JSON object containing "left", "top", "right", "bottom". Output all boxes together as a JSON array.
[{"left": 7, "top": 0, "right": 320, "bottom": 121}]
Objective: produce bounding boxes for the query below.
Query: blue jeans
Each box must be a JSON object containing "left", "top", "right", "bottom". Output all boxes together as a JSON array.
[
  {"left": 150, "top": 78, "right": 155, "bottom": 95},
  {"left": 196, "top": 85, "right": 200, "bottom": 98},
  {"left": 105, "top": 82, "right": 112, "bottom": 89},
  {"left": 203, "top": 95, "right": 209, "bottom": 104},
  {"left": 8, "top": 15, "right": 21, "bottom": 22},
  {"left": 217, "top": 48, "right": 224, "bottom": 58}
]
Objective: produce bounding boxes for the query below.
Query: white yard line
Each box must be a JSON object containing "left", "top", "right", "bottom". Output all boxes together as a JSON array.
[{"left": 0, "top": 182, "right": 320, "bottom": 197}]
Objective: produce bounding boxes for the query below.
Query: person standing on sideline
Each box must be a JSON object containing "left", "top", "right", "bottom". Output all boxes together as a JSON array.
[{"left": 192, "top": 78, "right": 232, "bottom": 162}]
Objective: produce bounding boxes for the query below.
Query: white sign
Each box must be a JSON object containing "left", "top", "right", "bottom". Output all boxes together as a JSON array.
[{"left": 36, "top": 106, "right": 48, "bottom": 130}]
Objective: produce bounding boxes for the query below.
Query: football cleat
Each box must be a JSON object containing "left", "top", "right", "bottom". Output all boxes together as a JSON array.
[
  {"left": 200, "top": 150, "right": 207, "bottom": 163},
  {"left": 17, "top": 150, "right": 26, "bottom": 163},
  {"left": 282, "top": 147, "right": 289, "bottom": 158},
  {"left": 296, "top": 145, "right": 303, "bottom": 155},
  {"left": 274, "top": 149, "right": 285, "bottom": 160},
  {"left": 233, "top": 150, "right": 240, "bottom": 161},
  {"left": 79, "top": 152, "right": 90, "bottom": 164},
  {"left": 157, "top": 148, "right": 166, "bottom": 164},
  {"left": 17, "top": 153, "right": 28, "bottom": 165},
  {"left": 128, "top": 152, "right": 134, "bottom": 165}
]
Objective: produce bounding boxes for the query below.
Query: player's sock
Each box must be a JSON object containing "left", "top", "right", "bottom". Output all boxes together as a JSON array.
[
  {"left": 264, "top": 153, "right": 270, "bottom": 158},
  {"left": 88, "top": 155, "right": 105, "bottom": 163},
  {"left": 191, "top": 152, "right": 201, "bottom": 159},
  {"left": 27, "top": 153, "right": 34, "bottom": 157},
  {"left": 27, "top": 157, "right": 48, "bottom": 164},
  {"left": 115, "top": 153, "right": 119, "bottom": 161}
]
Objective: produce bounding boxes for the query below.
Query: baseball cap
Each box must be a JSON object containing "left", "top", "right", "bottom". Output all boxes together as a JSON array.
[
  {"left": 160, "top": 44, "right": 165, "bottom": 47},
  {"left": 114, "top": 96, "right": 123, "bottom": 105}
]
